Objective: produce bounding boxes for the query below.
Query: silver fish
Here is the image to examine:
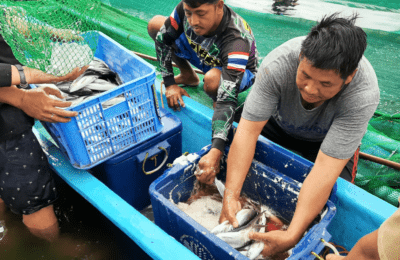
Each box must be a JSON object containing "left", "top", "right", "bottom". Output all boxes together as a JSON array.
[
  {"left": 241, "top": 241, "right": 264, "bottom": 260},
  {"left": 56, "top": 82, "right": 72, "bottom": 93},
  {"left": 245, "top": 213, "right": 266, "bottom": 259},
  {"left": 215, "top": 178, "right": 225, "bottom": 198},
  {"left": 216, "top": 211, "right": 262, "bottom": 248},
  {"left": 69, "top": 75, "right": 98, "bottom": 93},
  {"left": 68, "top": 96, "right": 87, "bottom": 107},
  {"left": 211, "top": 208, "right": 258, "bottom": 235},
  {"left": 102, "top": 96, "right": 126, "bottom": 109},
  {"left": 86, "top": 82, "right": 118, "bottom": 92},
  {"left": 84, "top": 58, "right": 123, "bottom": 85},
  {"left": 56, "top": 81, "right": 94, "bottom": 96}
]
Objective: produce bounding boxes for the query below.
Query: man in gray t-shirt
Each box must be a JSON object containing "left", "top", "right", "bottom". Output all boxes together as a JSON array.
[
  {"left": 242, "top": 35, "right": 379, "bottom": 181},
  {"left": 218, "top": 14, "right": 380, "bottom": 257}
]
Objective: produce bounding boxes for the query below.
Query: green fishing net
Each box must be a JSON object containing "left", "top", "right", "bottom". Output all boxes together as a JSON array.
[
  {"left": 357, "top": 113, "right": 400, "bottom": 206},
  {"left": 0, "top": 0, "right": 101, "bottom": 76}
]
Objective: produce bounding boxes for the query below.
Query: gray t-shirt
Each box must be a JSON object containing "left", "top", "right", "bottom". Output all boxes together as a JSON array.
[{"left": 242, "top": 36, "right": 380, "bottom": 159}]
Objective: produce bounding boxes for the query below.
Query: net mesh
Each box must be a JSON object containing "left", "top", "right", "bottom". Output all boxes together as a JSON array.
[
  {"left": 0, "top": 0, "right": 101, "bottom": 76},
  {"left": 356, "top": 113, "right": 400, "bottom": 206}
]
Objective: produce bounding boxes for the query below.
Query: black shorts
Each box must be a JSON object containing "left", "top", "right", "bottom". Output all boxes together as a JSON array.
[
  {"left": 261, "top": 117, "right": 359, "bottom": 182},
  {"left": 0, "top": 129, "right": 58, "bottom": 215}
]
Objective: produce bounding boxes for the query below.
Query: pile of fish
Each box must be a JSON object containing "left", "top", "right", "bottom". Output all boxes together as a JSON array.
[
  {"left": 176, "top": 178, "right": 291, "bottom": 260},
  {"left": 38, "top": 57, "right": 124, "bottom": 108}
]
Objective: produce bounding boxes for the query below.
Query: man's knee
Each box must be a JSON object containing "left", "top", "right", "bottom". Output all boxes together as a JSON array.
[
  {"left": 148, "top": 15, "right": 167, "bottom": 40},
  {"left": 203, "top": 68, "right": 222, "bottom": 97}
]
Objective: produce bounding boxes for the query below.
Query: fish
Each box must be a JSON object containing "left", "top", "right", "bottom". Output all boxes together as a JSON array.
[
  {"left": 43, "top": 56, "right": 125, "bottom": 107},
  {"left": 215, "top": 211, "right": 263, "bottom": 249},
  {"left": 69, "top": 74, "right": 99, "bottom": 93},
  {"left": 241, "top": 241, "right": 265, "bottom": 260},
  {"left": 244, "top": 213, "right": 266, "bottom": 260},
  {"left": 86, "top": 80, "right": 118, "bottom": 92},
  {"left": 211, "top": 208, "right": 258, "bottom": 235},
  {"left": 68, "top": 96, "right": 87, "bottom": 107},
  {"left": 215, "top": 178, "right": 225, "bottom": 197},
  {"left": 102, "top": 96, "right": 126, "bottom": 109},
  {"left": 82, "top": 58, "right": 123, "bottom": 85},
  {"left": 175, "top": 178, "right": 290, "bottom": 259},
  {"left": 56, "top": 82, "right": 94, "bottom": 96},
  {"left": 56, "top": 82, "right": 73, "bottom": 93},
  {"left": 68, "top": 56, "right": 123, "bottom": 93}
]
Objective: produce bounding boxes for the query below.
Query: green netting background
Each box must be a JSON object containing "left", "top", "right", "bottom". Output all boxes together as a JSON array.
[
  {"left": 356, "top": 113, "right": 400, "bottom": 206},
  {"left": 0, "top": 0, "right": 101, "bottom": 76}
]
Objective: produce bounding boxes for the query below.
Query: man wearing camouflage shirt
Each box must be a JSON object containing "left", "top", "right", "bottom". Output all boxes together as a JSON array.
[{"left": 148, "top": 0, "right": 258, "bottom": 184}]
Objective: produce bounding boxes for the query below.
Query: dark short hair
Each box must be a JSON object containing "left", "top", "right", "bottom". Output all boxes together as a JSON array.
[
  {"left": 300, "top": 13, "right": 367, "bottom": 80},
  {"left": 183, "top": 0, "right": 220, "bottom": 8}
]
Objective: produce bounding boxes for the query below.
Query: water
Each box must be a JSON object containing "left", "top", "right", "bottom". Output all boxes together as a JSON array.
[
  {"left": 227, "top": 0, "right": 400, "bottom": 32},
  {"left": 0, "top": 182, "right": 130, "bottom": 260}
]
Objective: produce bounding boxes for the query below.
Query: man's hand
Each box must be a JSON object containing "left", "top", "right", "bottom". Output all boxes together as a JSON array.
[
  {"left": 326, "top": 254, "right": 345, "bottom": 260},
  {"left": 165, "top": 84, "right": 190, "bottom": 111},
  {"left": 55, "top": 66, "right": 88, "bottom": 82},
  {"left": 18, "top": 86, "right": 77, "bottom": 123},
  {"left": 249, "top": 230, "right": 297, "bottom": 258},
  {"left": 196, "top": 148, "right": 223, "bottom": 185},
  {"left": 219, "top": 188, "right": 242, "bottom": 228}
]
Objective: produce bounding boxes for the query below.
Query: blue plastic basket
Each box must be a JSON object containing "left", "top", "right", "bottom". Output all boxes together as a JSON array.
[
  {"left": 150, "top": 143, "right": 337, "bottom": 260},
  {"left": 34, "top": 32, "right": 163, "bottom": 169}
]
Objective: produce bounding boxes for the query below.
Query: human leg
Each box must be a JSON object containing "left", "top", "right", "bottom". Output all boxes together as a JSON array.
[
  {"left": 0, "top": 130, "right": 58, "bottom": 242},
  {"left": 23, "top": 204, "right": 58, "bottom": 242},
  {"left": 203, "top": 67, "right": 222, "bottom": 101},
  {"left": 147, "top": 15, "right": 199, "bottom": 86},
  {"left": 0, "top": 198, "right": 5, "bottom": 217},
  {"left": 206, "top": 68, "right": 254, "bottom": 109}
]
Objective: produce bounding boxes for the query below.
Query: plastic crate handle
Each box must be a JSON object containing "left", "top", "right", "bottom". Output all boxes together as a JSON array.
[
  {"left": 311, "top": 238, "right": 340, "bottom": 259},
  {"left": 143, "top": 146, "right": 169, "bottom": 175}
]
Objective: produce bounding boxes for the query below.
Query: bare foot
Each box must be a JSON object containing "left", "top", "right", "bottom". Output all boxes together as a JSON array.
[
  {"left": 326, "top": 254, "right": 346, "bottom": 260},
  {"left": 175, "top": 73, "right": 199, "bottom": 87}
]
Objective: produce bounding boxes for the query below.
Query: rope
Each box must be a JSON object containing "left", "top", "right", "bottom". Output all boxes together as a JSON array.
[{"left": 320, "top": 242, "right": 350, "bottom": 258}]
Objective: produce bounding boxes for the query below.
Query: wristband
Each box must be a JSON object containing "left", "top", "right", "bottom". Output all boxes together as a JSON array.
[{"left": 15, "top": 64, "right": 29, "bottom": 89}]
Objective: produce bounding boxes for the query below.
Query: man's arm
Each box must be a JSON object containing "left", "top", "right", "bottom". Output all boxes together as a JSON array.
[
  {"left": 326, "top": 230, "right": 379, "bottom": 260},
  {"left": 197, "top": 39, "right": 252, "bottom": 184},
  {"left": 155, "top": 4, "right": 184, "bottom": 88},
  {"left": 250, "top": 151, "right": 350, "bottom": 256},
  {"left": 219, "top": 117, "right": 267, "bottom": 226},
  {"left": 10, "top": 65, "right": 87, "bottom": 86},
  {"left": 0, "top": 65, "right": 87, "bottom": 123}
]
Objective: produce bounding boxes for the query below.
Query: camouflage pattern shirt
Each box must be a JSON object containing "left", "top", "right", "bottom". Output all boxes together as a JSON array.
[{"left": 156, "top": 1, "right": 258, "bottom": 152}]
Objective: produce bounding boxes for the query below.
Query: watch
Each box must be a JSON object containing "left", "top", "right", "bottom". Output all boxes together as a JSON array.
[{"left": 15, "top": 64, "right": 29, "bottom": 89}]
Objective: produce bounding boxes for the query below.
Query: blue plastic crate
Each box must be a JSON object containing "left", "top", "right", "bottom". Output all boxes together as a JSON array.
[
  {"left": 150, "top": 142, "right": 337, "bottom": 260},
  {"left": 33, "top": 32, "right": 163, "bottom": 169},
  {"left": 90, "top": 109, "right": 182, "bottom": 211}
]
